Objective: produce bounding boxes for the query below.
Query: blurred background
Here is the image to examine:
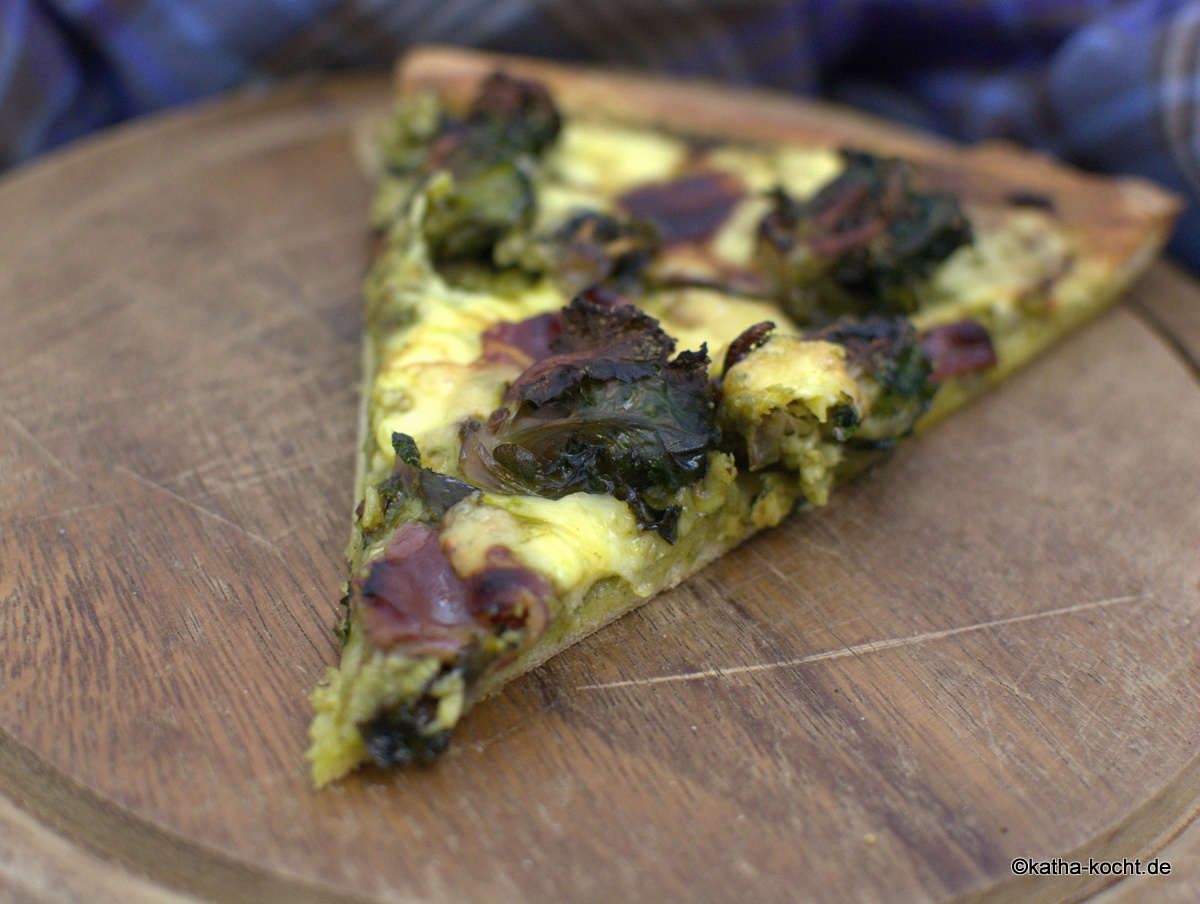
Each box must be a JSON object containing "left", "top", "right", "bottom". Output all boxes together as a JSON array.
[{"left": 3, "top": 0, "right": 1198, "bottom": 265}]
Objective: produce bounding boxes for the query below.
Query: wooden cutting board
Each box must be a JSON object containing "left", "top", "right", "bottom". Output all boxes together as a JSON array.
[{"left": 1, "top": 64, "right": 1199, "bottom": 904}]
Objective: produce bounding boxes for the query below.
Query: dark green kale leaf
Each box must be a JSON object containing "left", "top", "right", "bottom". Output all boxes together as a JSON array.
[
  {"left": 362, "top": 433, "right": 476, "bottom": 546},
  {"left": 759, "top": 150, "right": 972, "bottom": 326},
  {"left": 360, "top": 701, "right": 451, "bottom": 768},
  {"left": 459, "top": 296, "right": 718, "bottom": 542},
  {"left": 383, "top": 71, "right": 562, "bottom": 180}
]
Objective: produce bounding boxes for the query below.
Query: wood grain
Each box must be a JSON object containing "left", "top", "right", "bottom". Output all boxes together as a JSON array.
[{"left": 1, "top": 67, "right": 1198, "bottom": 904}]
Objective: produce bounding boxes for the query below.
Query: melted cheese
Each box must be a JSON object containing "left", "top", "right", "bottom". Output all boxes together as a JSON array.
[
  {"left": 440, "top": 492, "right": 664, "bottom": 603},
  {"left": 915, "top": 211, "right": 1073, "bottom": 332},
  {"left": 549, "top": 120, "right": 688, "bottom": 191},
  {"left": 775, "top": 146, "right": 843, "bottom": 196},
  {"left": 709, "top": 195, "right": 773, "bottom": 266},
  {"left": 639, "top": 288, "right": 782, "bottom": 373},
  {"left": 372, "top": 361, "right": 511, "bottom": 474},
  {"left": 704, "top": 143, "right": 841, "bottom": 198},
  {"left": 368, "top": 279, "right": 564, "bottom": 475},
  {"left": 720, "top": 337, "right": 864, "bottom": 504},
  {"left": 438, "top": 452, "right": 787, "bottom": 621},
  {"left": 722, "top": 337, "right": 863, "bottom": 423}
]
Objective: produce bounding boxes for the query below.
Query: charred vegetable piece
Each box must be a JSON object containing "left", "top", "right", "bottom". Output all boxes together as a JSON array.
[
  {"left": 545, "top": 211, "right": 659, "bottom": 296},
  {"left": 722, "top": 320, "right": 776, "bottom": 373},
  {"left": 759, "top": 150, "right": 972, "bottom": 325},
  {"left": 360, "top": 702, "right": 452, "bottom": 768},
  {"left": 421, "top": 159, "right": 535, "bottom": 265},
  {"left": 460, "top": 296, "right": 718, "bottom": 541},
  {"left": 461, "top": 70, "right": 562, "bottom": 158},
  {"left": 423, "top": 73, "right": 560, "bottom": 266},
  {"left": 382, "top": 71, "right": 562, "bottom": 178},
  {"left": 495, "top": 210, "right": 661, "bottom": 297}
]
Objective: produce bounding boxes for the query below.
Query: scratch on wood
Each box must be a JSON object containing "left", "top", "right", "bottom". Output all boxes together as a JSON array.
[
  {"left": 115, "top": 464, "right": 279, "bottom": 550},
  {"left": 1, "top": 410, "right": 78, "bottom": 480},
  {"left": 577, "top": 594, "right": 1142, "bottom": 691},
  {"left": 746, "top": 544, "right": 798, "bottom": 586}
]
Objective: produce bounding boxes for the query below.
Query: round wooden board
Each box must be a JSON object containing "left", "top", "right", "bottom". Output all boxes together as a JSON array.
[{"left": 1, "top": 74, "right": 1198, "bottom": 904}]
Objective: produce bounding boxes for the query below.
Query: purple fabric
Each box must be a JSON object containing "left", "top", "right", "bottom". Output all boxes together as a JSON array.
[{"left": 3, "top": 0, "right": 1199, "bottom": 264}]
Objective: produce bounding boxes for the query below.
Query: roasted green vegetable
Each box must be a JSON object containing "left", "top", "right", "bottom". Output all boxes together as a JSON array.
[
  {"left": 421, "top": 160, "right": 535, "bottom": 265},
  {"left": 375, "top": 72, "right": 563, "bottom": 270},
  {"left": 460, "top": 295, "right": 718, "bottom": 541},
  {"left": 361, "top": 433, "right": 475, "bottom": 547},
  {"left": 759, "top": 150, "right": 972, "bottom": 325},
  {"left": 359, "top": 693, "right": 453, "bottom": 768}
]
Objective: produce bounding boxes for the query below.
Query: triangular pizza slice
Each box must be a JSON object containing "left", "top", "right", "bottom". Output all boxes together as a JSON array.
[{"left": 307, "top": 48, "right": 1178, "bottom": 785}]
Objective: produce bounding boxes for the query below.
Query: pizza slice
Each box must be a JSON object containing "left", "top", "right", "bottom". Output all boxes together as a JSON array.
[{"left": 306, "top": 47, "right": 1179, "bottom": 786}]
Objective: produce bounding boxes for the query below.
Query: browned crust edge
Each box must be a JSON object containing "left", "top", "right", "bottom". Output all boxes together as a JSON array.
[{"left": 394, "top": 44, "right": 1181, "bottom": 277}]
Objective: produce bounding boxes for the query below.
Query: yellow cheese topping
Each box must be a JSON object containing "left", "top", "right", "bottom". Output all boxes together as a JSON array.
[
  {"left": 720, "top": 337, "right": 864, "bottom": 504},
  {"left": 548, "top": 120, "right": 688, "bottom": 190},
  {"left": 722, "top": 337, "right": 863, "bottom": 423},
  {"left": 440, "top": 491, "right": 664, "bottom": 604}
]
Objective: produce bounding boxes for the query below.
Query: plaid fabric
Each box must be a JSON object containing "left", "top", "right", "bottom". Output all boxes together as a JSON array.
[{"left": 3, "top": 0, "right": 1199, "bottom": 263}]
